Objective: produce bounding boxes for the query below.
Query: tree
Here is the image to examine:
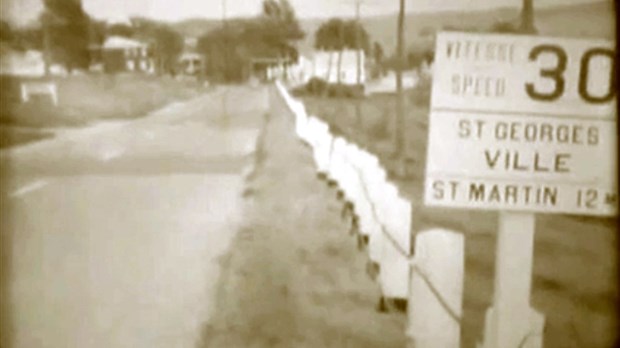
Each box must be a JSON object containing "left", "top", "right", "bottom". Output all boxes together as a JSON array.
[
  {"left": 314, "top": 18, "right": 370, "bottom": 53},
  {"left": 406, "top": 49, "right": 434, "bottom": 69},
  {"left": 257, "top": 0, "right": 305, "bottom": 80},
  {"left": 373, "top": 41, "right": 384, "bottom": 64},
  {"left": 10, "top": 27, "right": 43, "bottom": 51},
  {"left": 261, "top": 0, "right": 304, "bottom": 40},
  {"left": 198, "top": 24, "right": 243, "bottom": 82},
  {"left": 0, "top": 20, "right": 13, "bottom": 43},
  {"left": 131, "top": 18, "right": 184, "bottom": 75},
  {"left": 369, "top": 41, "right": 384, "bottom": 78},
  {"left": 106, "top": 23, "right": 134, "bottom": 38},
  {"left": 198, "top": 0, "right": 305, "bottom": 83},
  {"left": 314, "top": 18, "right": 370, "bottom": 84},
  {"left": 88, "top": 19, "right": 106, "bottom": 46},
  {"left": 43, "top": 0, "right": 91, "bottom": 71}
]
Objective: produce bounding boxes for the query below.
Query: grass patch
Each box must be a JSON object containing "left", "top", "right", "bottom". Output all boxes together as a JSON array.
[
  {"left": 0, "top": 126, "right": 53, "bottom": 149},
  {"left": 0, "top": 74, "right": 207, "bottom": 129}
]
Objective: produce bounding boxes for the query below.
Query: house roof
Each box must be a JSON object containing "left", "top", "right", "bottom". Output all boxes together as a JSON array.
[{"left": 103, "top": 36, "right": 148, "bottom": 50}]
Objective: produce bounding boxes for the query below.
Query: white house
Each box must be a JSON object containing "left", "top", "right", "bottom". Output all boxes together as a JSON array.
[
  {"left": 177, "top": 36, "right": 204, "bottom": 76},
  {"left": 311, "top": 49, "right": 366, "bottom": 85},
  {"left": 281, "top": 55, "right": 313, "bottom": 86},
  {"left": 0, "top": 45, "right": 45, "bottom": 77},
  {"left": 101, "top": 36, "right": 155, "bottom": 74},
  {"left": 364, "top": 70, "right": 420, "bottom": 95},
  {"left": 265, "top": 50, "right": 367, "bottom": 86}
]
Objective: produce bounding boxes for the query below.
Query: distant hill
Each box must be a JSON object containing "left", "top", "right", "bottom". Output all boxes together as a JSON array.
[
  {"left": 172, "top": 19, "right": 222, "bottom": 38},
  {"left": 295, "top": 6, "right": 519, "bottom": 55},
  {"left": 172, "top": 1, "right": 615, "bottom": 55},
  {"left": 297, "top": 0, "right": 615, "bottom": 55}
]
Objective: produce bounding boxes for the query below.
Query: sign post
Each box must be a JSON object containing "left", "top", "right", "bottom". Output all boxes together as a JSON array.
[
  {"left": 424, "top": 31, "right": 617, "bottom": 348},
  {"left": 479, "top": 212, "right": 545, "bottom": 348}
]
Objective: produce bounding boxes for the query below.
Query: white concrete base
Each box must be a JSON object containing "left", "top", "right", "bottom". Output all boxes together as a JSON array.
[
  {"left": 379, "top": 233, "right": 410, "bottom": 299},
  {"left": 479, "top": 306, "right": 545, "bottom": 348},
  {"left": 407, "top": 229, "right": 464, "bottom": 348}
]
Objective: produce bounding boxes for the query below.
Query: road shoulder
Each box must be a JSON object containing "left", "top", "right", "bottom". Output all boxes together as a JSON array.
[{"left": 199, "top": 86, "right": 407, "bottom": 348}]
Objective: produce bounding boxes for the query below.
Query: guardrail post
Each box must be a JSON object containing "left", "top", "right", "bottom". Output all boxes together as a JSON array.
[
  {"left": 20, "top": 83, "right": 29, "bottom": 103},
  {"left": 407, "top": 228, "right": 464, "bottom": 348}
]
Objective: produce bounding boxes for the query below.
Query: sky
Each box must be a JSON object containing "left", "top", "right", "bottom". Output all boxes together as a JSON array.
[{"left": 1, "top": 0, "right": 606, "bottom": 26}]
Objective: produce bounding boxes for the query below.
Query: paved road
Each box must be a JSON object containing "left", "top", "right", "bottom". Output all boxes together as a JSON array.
[{"left": 0, "top": 85, "right": 268, "bottom": 348}]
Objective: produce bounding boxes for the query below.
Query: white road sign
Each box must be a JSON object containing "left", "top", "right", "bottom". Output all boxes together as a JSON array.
[{"left": 425, "top": 32, "right": 617, "bottom": 216}]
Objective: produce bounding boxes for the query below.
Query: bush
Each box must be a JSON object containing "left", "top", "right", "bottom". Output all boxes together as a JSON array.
[
  {"left": 306, "top": 77, "right": 328, "bottom": 94},
  {"left": 326, "top": 83, "right": 364, "bottom": 99},
  {"left": 290, "top": 77, "right": 327, "bottom": 97},
  {"left": 366, "top": 117, "right": 390, "bottom": 140},
  {"left": 292, "top": 78, "right": 364, "bottom": 99},
  {"left": 490, "top": 21, "right": 518, "bottom": 33},
  {"left": 407, "top": 76, "right": 432, "bottom": 106}
]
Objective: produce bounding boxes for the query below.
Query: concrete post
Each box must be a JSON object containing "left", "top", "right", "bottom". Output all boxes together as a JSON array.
[
  {"left": 408, "top": 229, "right": 464, "bottom": 348},
  {"left": 479, "top": 212, "right": 545, "bottom": 348}
]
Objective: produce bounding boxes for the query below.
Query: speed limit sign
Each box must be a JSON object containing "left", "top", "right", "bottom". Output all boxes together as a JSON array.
[{"left": 424, "top": 31, "right": 616, "bottom": 216}]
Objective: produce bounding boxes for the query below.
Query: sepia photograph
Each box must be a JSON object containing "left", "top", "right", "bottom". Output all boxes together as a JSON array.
[{"left": 0, "top": 0, "right": 617, "bottom": 347}]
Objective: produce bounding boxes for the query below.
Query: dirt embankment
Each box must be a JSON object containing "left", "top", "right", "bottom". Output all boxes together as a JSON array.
[{"left": 199, "top": 86, "right": 407, "bottom": 348}]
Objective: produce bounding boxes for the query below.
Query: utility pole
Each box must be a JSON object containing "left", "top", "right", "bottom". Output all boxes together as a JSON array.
[
  {"left": 394, "top": 0, "right": 406, "bottom": 161},
  {"left": 43, "top": 20, "right": 52, "bottom": 76},
  {"left": 337, "top": 20, "right": 344, "bottom": 85},
  {"left": 41, "top": 10, "right": 54, "bottom": 76},
  {"left": 519, "top": 0, "right": 537, "bottom": 34},
  {"left": 354, "top": 0, "right": 362, "bottom": 85},
  {"left": 353, "top": 0, "right": 364, "bottom": 138},
  {"left": 341, "top": 0, "right": 374, "bottom": 135},
  {"left": 221, "top": 0, "right": 228, "bottom": 126},
  {"left": 221, "top": 0, "right": 228, "bottom": 82}
]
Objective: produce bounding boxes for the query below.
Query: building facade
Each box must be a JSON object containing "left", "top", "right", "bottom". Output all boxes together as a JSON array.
[
  {"left": 311, "top": 49, "right": 366, "bottom": 85},
  {"left": 100, "top": 36, "right": 155, "bottom": 74}
]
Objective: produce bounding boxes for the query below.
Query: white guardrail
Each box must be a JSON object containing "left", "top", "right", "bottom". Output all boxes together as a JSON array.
[{"left": 275, "top": 80, "right": 466, "bottom": 348}]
